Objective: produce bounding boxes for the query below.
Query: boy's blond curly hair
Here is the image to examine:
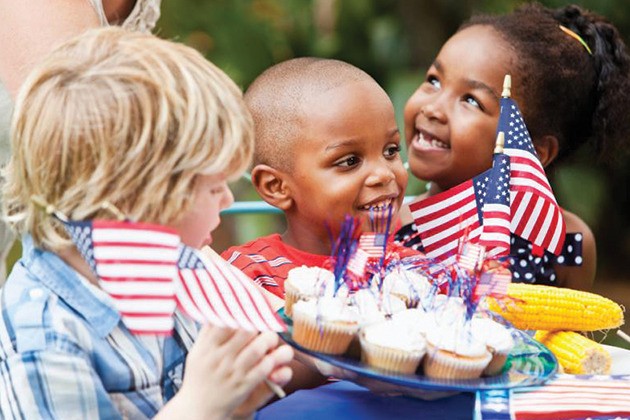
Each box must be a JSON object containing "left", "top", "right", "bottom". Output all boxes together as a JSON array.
[{"left": 2, "top": 27, "right": 253, "bottom": 252}]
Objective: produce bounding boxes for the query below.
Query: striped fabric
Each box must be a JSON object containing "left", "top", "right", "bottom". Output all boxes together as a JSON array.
[
  {"left": 63, "top": 219, "right": 285, "bottom": 334},
  {"left": 478, "top": 151, "right": 512, "bottom": 257},
  {"left": 0, "top": 236, "right": 197, "bottom": 419},
  {"left": 476, "top": 374, "right": 630, "bottom": 419},
  {"left": 500, "top": 98, "right": 566, "bottom": 256}
]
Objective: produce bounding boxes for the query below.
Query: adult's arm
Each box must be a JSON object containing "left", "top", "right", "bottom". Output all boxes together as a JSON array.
[{"left": 0, "top": 0, "right": 101, "bottom": 98}]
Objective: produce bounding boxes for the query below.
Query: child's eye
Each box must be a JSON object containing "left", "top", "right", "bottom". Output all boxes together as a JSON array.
[
  {"left": 209, "top": 186, "right": 225, "bottom": 195},
  {"left": 463, "top": 94, "right": 484, "bottom": 111},
  {"left": 427, "top": 75, "right": 441, "bottom": 90},
  {"left": 384, "top": 144, "right": 401, "bottom": 159},
  {"left": 334, "top": 155, "right": 361, "bottom": 168}
]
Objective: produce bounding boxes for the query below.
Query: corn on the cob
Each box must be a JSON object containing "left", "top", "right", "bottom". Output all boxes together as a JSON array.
[
  {"left": 534, "top": 330, "right": 612, "bottom": 374},
  {"left": 486, "top": 283, "right": 624, "bottom": 331}
]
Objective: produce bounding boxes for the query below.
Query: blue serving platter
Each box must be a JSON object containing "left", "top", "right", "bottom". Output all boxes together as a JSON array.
[{"left": 279, "top": 309, "right": 557, "bottom": 393}]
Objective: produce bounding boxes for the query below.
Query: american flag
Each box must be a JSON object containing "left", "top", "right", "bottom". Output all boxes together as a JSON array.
[
  {"left": 457, "top": 242, "right": 485, "bottom": 273},
  {"left": 478, "top": 149, "right": 512, "bottom": 257},
  {"left": 477, "top": 374, "right": 630, "bottom": 419},
  {"left": 346, "top": 247, "right": 369, "bottom": 278},
  {"left": 176, "top": 246, "right": 286, "bottom": 332},
  {"left": 359, "top": 232, "right": 387, "bottom": 258},
  {"left": 473, "top": 270, "right": 511, "bottom": 299},
  {"left": 409, "top": 168, "right": 491, "bottom": 261},
  {"left": 63, "top": 219, "right": 285, "bottom": 334},
  {"left": 501, "top": 97, "right": 565, "bottom": 256},
  {"left": 64, "top": 219, "right": 180, "bottom": 335}
]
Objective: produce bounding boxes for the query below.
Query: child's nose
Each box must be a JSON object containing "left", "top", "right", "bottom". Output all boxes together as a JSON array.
[
  {"left": 365, "top": 163, "right": 396, "bottom": 186},
  {"left": 220, "top": 184, "right": 234, "bottom": 210},
  {"left": 421, "top": 101, "right": 447, "bottom": 123}
]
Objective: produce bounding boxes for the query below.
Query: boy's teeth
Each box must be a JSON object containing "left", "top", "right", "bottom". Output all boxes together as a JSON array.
[
  {"left": 418, "top": 132, "right": 449, "bottom": 149},
  {"left": 360, "top": 198, "right": 393, "bottom": 211}
]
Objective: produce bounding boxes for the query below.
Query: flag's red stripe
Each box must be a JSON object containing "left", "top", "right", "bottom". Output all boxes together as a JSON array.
[
  {"left": 409, "top": 180, "right": 472, "bottom": 212},
  {"left": 94, "top": 220, "right": 178, "bottom": 234},
  {"left": 414, "top": 191, "right": 475, "bottom": 226},
  {"left": 177, "top": 271, "right": 223, "bottom": 326},
  {"left": 92, "top": 241, "right": 177, "bottom": 249},
  {"left": 513, "top": 193, "right": 538, "bottom": 234},
  {"left": 190, "top": 268, "right": 241, "bottom": 329},
  {"left": 419, "top": 205, "right": 478, "bottom": 239},
  {"left": 213, "top": 260, "right": 270, "bottom": 331},
  {"left": 527, "top": 199, "right": 550, "bottom": 247},
  {"left": 99, "top": 277, "right": 173, "bottom": 283},
  {"left": 95, "top": 259, "right": 175, "bottom": 266},
  {"left": 539, "top": 203, "right": 559, "bottom": 253},
  {"left": 423, "top": 220, "right": 480, "bottom": 254},
  {"left": 108, "top": 293, "right": 174, "bottom": 300},
  {"left": 119, "top": 311, "right": 175, "bottom": 318},
  {"left": 127, "top": 328, "right": 173, "bottom": 336}
]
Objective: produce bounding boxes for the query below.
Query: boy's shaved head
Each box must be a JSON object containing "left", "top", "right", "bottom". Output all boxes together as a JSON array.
[{"left": 245, "top": 57, "right": 376, "bottom": 172}]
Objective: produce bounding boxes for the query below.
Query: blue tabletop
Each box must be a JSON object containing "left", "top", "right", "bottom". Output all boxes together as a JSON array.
[{"left": 257, "top": 381, "right": 476, "bottom": 420}]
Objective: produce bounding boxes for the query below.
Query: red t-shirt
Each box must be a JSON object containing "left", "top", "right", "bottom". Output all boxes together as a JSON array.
[
  {"left": 222, "top": 233, "right": 423, "bottom": 299},
  {"left": 221, "top": 234, "right": 330, "bottom": 299}
]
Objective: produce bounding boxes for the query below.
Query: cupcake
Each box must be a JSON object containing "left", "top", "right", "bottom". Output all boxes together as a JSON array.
[
  {"left": 381, "top": 269, "right": 432, "bottom": 308},
  {"left": 471, "top": 317, "right": 515, "bottom": 375},
  {"left": 360, "top": 315, "right": 427, "bottom": 374},
  {"left": 423, "top": 323, "right": 492, "bottom": 380},
  {"left": 284, "top": 266, "right": 335, "bottom": 317},
  {"left": 291, "top": 297, "right": 359, "bottom": 355}
]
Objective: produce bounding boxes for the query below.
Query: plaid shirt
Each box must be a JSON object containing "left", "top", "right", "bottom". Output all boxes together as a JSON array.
[{"left": 0, "top": 236, "right": 198, "bottom": 419}]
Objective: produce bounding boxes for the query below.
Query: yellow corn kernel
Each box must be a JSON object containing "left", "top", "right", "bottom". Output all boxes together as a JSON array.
[
  {"left": 535, "top": 330, "right": 612, "bottom": 374},
  {"left": 486, "top": 283, "right": 624, "bottom": 331}
]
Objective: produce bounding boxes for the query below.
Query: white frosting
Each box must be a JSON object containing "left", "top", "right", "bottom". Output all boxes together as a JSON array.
[
  {"left": 350, "top": 289, "right": 406, "bottom": 326},
  {"left": 286, "top": 266, "right": 342, "bottom": 298},
  {"left": 363, "top": 318, "right": 427, "bottom": 352},
  {"left": 425, "top": 323, "right": 488, "bottom": 357},
  {"left": 425, "top": 296, "right": 467, "bottom": 327},
  {"left": 390, "top": 308, "right": 436, "bottom": 334},
  {"left": 292, "top": 297, "right": 358, "bottom": 323},
  {"left": 471, "top": 317, "right": 514, "bottom": 353},
  {"left": 382, "top": 269, "right": 431, "bottom": 301}
]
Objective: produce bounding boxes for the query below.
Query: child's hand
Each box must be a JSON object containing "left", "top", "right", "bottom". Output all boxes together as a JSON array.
[{"left": 157, "top": 325, "right": 293, "bottom": 420}]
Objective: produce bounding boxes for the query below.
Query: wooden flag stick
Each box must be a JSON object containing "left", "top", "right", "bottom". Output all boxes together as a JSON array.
[
  {"left": 502, "top": 75, "right": 511, "bottom": 98},
  {"left": 265, "top": 379, "right": 286, "bottom": 399},
  {"left": 617, "top": 329, "right": 630, "bottom": 345}
]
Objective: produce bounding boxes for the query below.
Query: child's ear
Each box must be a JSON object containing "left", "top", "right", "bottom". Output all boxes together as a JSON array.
[
  {"left": 250, "top": 164, "right": 293, "bottom": 211},
  {"left": 534, "top": 135, "right": 559, "bottom": 167}
]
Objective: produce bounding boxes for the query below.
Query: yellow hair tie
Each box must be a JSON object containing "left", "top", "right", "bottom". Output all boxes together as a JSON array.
[{"left": 559, "top": 25, "right": 592, "bottom": 55}]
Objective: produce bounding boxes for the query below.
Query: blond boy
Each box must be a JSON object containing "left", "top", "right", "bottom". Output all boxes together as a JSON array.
[{"left": 0, "top": 27, "right": 291, "bottom": 419}]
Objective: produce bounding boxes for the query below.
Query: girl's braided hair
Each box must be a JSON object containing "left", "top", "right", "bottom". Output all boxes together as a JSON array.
[{"left": 463, "top": 3, "right": 630, "bottom": 165}]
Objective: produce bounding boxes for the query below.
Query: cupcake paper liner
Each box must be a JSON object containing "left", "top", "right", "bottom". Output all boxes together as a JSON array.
[
  {"left": 292, "top": 310, "right": 358, "bottom": 355},
  {"left": 423, "top": 344, "right": 492, "bottom": 380},
  {"left": 360, "top": 333, "right": 426, "bottom": 374}
]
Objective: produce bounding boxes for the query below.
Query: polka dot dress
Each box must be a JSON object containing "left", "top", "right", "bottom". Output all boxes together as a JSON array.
[
  {"left": 394, "top": 223, "right": 583, "bottom": 285},
  {"left": 509, "top": 233, "right": 583, "bottom": 285}
]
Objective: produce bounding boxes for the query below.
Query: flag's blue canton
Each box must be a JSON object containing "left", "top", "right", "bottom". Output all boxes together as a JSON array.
[
  {"left": 472, "top": 169, "right": 491, "bottom": 222},
  {"left": 502, "top": 101, "right": 536, "bottom": 155},
  {"left": 374, "top": 234, "right": 387, "bottom": 247},
  {"left": 485, "top": 155, "right": 511, "bottom": 206},
  {"left": 63, "top": 220, "right": 96, "bottom": 273},
  {"left": 178, "top": 245, "right": 205, "bottom": 270}
]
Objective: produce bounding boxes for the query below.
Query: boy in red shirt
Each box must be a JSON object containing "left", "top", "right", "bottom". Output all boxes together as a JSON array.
[{"left": 222, "top": 57, "right": 417, "bottom": 301}]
